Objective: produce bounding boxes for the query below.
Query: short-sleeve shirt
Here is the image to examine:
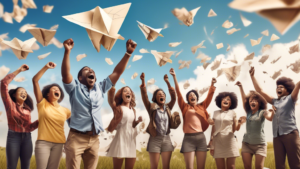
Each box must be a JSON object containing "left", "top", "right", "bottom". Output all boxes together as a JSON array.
[
  {"left": 272, "top": 94, "right": 298, "bottom": 138},
  {"left": 243, "top": 109, "right": 265, "bottom": 145},
  {"left": 213, "top": 110, "right": 236, "bottom": 136},
  {"left": 63, "top": 77, "right": 113, "bottom": 135},
  {"left": 37, "top": 98, "right": 71, "bottom": 143}
]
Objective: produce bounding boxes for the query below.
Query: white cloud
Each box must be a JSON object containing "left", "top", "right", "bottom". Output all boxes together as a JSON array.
[
  {"left": 0, "top": 65, "right": 10, "bottom": 80},
  {"left": 147, "top": 85, "right": 159, "bottom": 94}
]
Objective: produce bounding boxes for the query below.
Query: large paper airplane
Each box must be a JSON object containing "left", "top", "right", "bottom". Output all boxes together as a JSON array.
[
  {"left": 0, "top": 37, "right": 36, "bottom": 60},
  {"left": 137, "top": 21, "right": 163, "bottom": 42},
  {"left": 151, "top": 50, "right": 174, "bottom": 67},
  {"left": 62, "top": 3, "right": 131, "bottom": 52}
]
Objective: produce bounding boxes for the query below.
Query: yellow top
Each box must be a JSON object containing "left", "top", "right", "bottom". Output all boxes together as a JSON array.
[{"left": 37, "top": 98, "right": 71, "bottom": 143}]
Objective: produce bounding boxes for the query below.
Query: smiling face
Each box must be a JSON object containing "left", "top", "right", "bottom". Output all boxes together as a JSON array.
[
  {"left": 276, "top": 85, "right": 289, "bottom": 98},
  {"left": 78, "top": 67, "right": 96, "bottom": 88},
  {"left": 15, "top": 88, "right": 27, "bottom": 103},
  {"left": 249, "top": 96, "right": 260, "bottom": 111},
  {"left": 121, "top": 87, "right": 132, "bottom": 104},
  {"left": 155, "top": 90, "right": 166, "bottom": 105},
  {"left": 221, "top": 96, "right": 232, "bottom": 110},
  {"left": 47, "top": 86, "right": 61, "bottom": 102},
  {"left": 188, "top": 92, "right": 197, "bottom": 105}
]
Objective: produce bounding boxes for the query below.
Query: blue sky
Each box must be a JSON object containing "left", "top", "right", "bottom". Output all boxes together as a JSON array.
[{"left": 0, "top": 0, "right": 300, "bottom": 146}]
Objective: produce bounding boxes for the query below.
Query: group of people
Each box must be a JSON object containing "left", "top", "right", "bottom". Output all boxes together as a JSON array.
[{"left": 1, "top": 38, "right": 300, "bottom": 169}]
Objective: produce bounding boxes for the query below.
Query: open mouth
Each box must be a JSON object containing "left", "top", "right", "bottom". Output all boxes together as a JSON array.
[
  {"left": 251, "top": 103, "right": 256, "bottom": 108},
  {"left": 21, "top": 95, "right": 26, "bottom": 99},
  {"left": 126, "top": 95, "right": 130, "bottom": 99},
  {"left": 159, "top": 98, "right": 164, "bottom": 102},
  {"left": 223, "top": 102, "right": 229, "bottom": 105},
  {"left": 191, "top": 98, "right": 195, "bottom": 101},
  {"left": 88, "top": 75, "right": 95, "bottom": 80},
  {"left": 54, "top": 92, "right": 59, "bottom": 97},
  {"left": 277, "top": 91, "right": 282, "bottom": 95}
]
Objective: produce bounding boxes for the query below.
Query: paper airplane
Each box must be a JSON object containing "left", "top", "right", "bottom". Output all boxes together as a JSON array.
[
  {"left": 183, "top": 80, "right": 190, "bottom": 89},
  {"left": 132, "top": 55, "right": 142, "bottom": 62},
  {"left": 131, "top": 72, "right": 138, "bottom": 79},
  {"left": 169, "top": 42, "right": 182, "bottom": 47},
  {"left": 191, "top": 40, "right": 206, "bottom": 54},
  {"left": 270, "top": 34, "right": 280, "bottom": 41},
  {"left": 261, "top": 30, "right": 269, "bottom": 36},
  {"left": 105, "top": 58, "right": 113, "bottom": 65},
  {"left": 208, "top": 9, "right": 217, "bottom": 17},
  {"left": 197, "top": 52, "right": 211, "bottom": 63},
  {"left": 227, "top": 28, "right": 241, "bottom": 35},
  {"left": 21, "top": 0, "right": 37, "bottom": 9},
  {"left": 222, "top": 20, "right": 233, "bottom": 28},
  {"left": 239, "top": 14, "right": 252, "bottom": 27},
  {"left": 43, "top": 5, "right": 54, "bottom": 13},
  {"left": 150, "top": 50, "right": 174, "bottom": 67},
  {"left": 137, "top": 21, "right": 163, "bottom": 42},
  {"left": 76, "top": 54, "right": 87, "bottom": 61},
  {"left": 175, "top": 50, "right": 183, "bottom": 58},
  {"left": 0, "top": 37, "right": 36, "bottom": 60},
  {"left": 250, "top": 37, "right": 263, "bottom": 46},
  {"left": 244, "top": 34, "right": 249, "bottom": 38},
  {"left": 172, "top": 7, "right": 201, "bottom": 26},
  {"left": 62, "top": 3, "right": 131, "bottom": 52},
  {"left": 50, "top": 24, "right": 59, "bottom": 30},
  {"left": 178, "top": 60, "right": 192, "bottom": 69},
  {"left": 139, "top": 48, "right": 149, "bottom": 53},
  {"left": 38, "top": 52, "right": 51, "bottom": 60},
  {"left": 216, "top": 43, "right": 223, "bottom": 49},
  {"left": 27, "top": 27, "right": 56, "bottom": 46},
  {"left": 229, "top": 0, "right": 300, "bottom": 34},
  {"left": 48, "top": 37, "right": 63, "bottom": 48}
]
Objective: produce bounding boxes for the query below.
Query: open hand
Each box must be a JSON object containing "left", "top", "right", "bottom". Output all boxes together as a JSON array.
[
  {"left": 63, "top": 38, "right": 74, "bottom": 51},
  {"left": 46, "top": 62, "right": 56, "bottom": 69},
  {"left": 19, "top": 64, "right": 29, "bottom": 72},
  {"left": 126, "top": 39, "right": 137, "bottom": 54}
]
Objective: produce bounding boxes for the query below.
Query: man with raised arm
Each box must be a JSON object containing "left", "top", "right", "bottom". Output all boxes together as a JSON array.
[{"left": 61, "top": 38, "right": 137, "bottom": 169}]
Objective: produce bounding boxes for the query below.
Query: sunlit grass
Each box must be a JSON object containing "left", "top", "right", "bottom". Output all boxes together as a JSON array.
[{"left": 0, "top": 143, "right": 290, "bottom": 169}]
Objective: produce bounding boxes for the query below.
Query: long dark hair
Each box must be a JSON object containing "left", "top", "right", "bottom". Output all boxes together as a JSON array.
[
  {"left": 8, "top": 87, "right": 34, "bottom": 111},
  {"left": 41, "top": 83, "right": 65, "bottom": 103}
]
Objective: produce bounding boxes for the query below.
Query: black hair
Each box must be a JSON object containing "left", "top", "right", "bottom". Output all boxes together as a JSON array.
[
  {"left": 9, "top": 87, "right": 34, "bottom": 111},
  {"left": 186, "top": 90, "right": 199, "bottom": 104},
  {"left": 152, "top": 89, "right": 166, "bottom": 103},
  {"left": 244, "top": 91, "right": 267, "bottom": 112},
  {"left": 42, "top": 83, "right": 64, "bottom": 103},
  {"left": 276, "top": 77, "right": 295, "bottom": 94},
  {"left": 77, "top": 66, "right": 89, "bottom": 81},
  {"left": 215, "top": 92, "right": 238, "bottom": 110}
]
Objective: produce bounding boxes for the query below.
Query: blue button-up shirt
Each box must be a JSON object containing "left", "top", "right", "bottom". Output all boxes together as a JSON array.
[
  {"left": 272, "top": 95, "right": 298, "bottom": 138},
  {"left": 155, "top": 105, "right": 169, "bottom": 136},
  {"left": 63, "top": 77, "right": 113, "bottom": 135}
]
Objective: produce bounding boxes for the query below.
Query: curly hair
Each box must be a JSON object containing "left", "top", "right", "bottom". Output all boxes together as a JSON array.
[
  {"left": 41, "top": 83, "right": 64, "bottom": 103},
  {"left": 114, "top": 86, "right": 136, "bottom": 108},
  {"left": 244, "top": 91, "right": 267, "bottom": 112},
  {"left": 9, "top": 87, "right": 34, "bottom": 111},
  {"left": 276, "top": 77, "right": 295, "bottom": 94},
  {"left": 186, "top": 90, "right": 199, "bottom": 104},
  {"left": 152, "top": 89, "right": 166, "bottom": 104},
  {"left": 215, "top": 92, "right": 238, "bottom": 110}
]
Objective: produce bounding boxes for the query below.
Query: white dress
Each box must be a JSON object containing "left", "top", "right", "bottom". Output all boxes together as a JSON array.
[{"left": 106, "top": 106, "right": 139, "bottom": 158}]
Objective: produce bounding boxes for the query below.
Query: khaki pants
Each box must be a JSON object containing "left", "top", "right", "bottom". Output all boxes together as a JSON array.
[
  {"left": 35, "top": 140, "right": 64, "bottom": 169},
  {"left": 65, "top": 130, "right": 100, "bottom": 169},
  {"left": 273, "top": 130, "right": 300, "bottom": 169}
]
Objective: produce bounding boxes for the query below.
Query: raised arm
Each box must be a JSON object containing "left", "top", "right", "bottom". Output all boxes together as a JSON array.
[
  {"left": 108, "top": 39, "right": 137, "bottom": 85},
  {"left": 140, "top": 73, "right": 151, "bottom": 112},
  {"left": 107, "top": 86, "right": 117, "bottom": 109},
  {"left": 235, "top": 81, "right": 247, "bottom": 112},
  {"left": 291, "top": 81, "right": 300, "bottom": 102},
  {"left": 1, "top": 64, "right": 29, "bottom": 101},
  {"left": 61, "top": 39, "right": 74, "bottom": 84},
  {"left": 165, "top": 74, "right": 176, "bottom": 110},
  {"left": 249, "top": 67, "right": 274, "bottom": 104},
  {"left": 169, "top": 68, "right": 186, "bottom": 111},
  {"left": 201, "top": 78, "right": 217, "bottom": 109},
  {"left": 33, "top": 62, "right": 56, "bottom": 103},
  {"left": 264, "top": 106, "right": 275, "bottom": 121}
]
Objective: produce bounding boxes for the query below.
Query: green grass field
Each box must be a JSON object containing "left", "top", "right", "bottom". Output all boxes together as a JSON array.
[{"left": 0, "top": 143, "right": 289, "bottom": 169}]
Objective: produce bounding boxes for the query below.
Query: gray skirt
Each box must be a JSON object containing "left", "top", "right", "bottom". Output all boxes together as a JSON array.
[
  {"left": 147, "top": 135, "right": 174, "bottom": 153},
  {"left": 180, "top": 132, "right": 207, "bottom": 153}
]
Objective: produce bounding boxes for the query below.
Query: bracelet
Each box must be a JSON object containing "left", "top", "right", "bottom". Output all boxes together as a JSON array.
[{"left": 125, "top": 52, "right": 132, "bottom": 56}]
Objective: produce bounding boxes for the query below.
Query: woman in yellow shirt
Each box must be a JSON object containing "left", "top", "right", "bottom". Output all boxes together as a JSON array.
[{"left": 32, "top": 62, "right": 71, "bottom": 169}]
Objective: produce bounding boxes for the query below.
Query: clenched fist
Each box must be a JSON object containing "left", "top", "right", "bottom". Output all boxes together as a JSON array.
[
  {"left": 63, "top": 38, "right": 74, "bottom": 51},
  {"left": 19, "top": 64, "right": 29, "bottom": 72},
  {"left": 126, "top": 39, "right": 137, "bottom": 54},
  {"left": 46, "top": 62, "right": 56, "bottom": 69}
]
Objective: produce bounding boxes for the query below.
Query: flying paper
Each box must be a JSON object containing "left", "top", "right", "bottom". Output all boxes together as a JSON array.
[
  {"left": 222, "top": 65, "right": 242, "bottom": 82},
  {"left": 169, "top": 42, "right": 182, "bottom": 47},
  {"left": 178, "top": 60, "right": 192, "bottom": 69},
  {"left": 132, "top": 55, "right": 142, "bottom": 62},
  {"left": 250, "top": 37, "right": 263, "bottom": 46},
  {"left": 197, "top": 52, "right": 211, "bottom": 63},
  {"left": 175, "top": 50, "right": 183, "bottom": 58},
  {"left": 227, "top": 44, "right": 231, "bottom": 51},
  {"left": 262, "top": 44, "right": 271, "bottom": 53},
  {"left": 289, "top": 43, "right": 299, "bottom": 54},
  {"left": 261, "top": 30, "right": 269, "bottom": 36},
  {"left": 0, "top": 37, "right": 36, "bottom": 60},
  {"left": 62, "top": 3, "right": 131, "bottom": 52},
  {"left": 222, "top": 20, "right": 233, "bottom": 28},
  {"left": 131, "top": 72, "right": 138, "bottom": 79},
  {"left": 120, "top": 78, "right": 126, "bottom": 85},
  {"left": 271, "top": 70, "right": 282, "bottom": 80},
  {"left": 137, "top": 21, "right": 163, "bottom": 42},
  {"left": 14, "top": 77, "right": 25, "bottom": 82},
  {"left": 259, "top": 55, "right": 269, "bottom": 64},
  {"left": 244, "top": 34, "right": 249, "bottom": 38},
  {"left": 139, "top": 48, "right": 149, "bottom": 53},
  {"left": 76, "top": 54, "right": 87, "bottom": 61},
  {"left": 49, "top": 37, "right": 63, "bottom": 48},
  {"left": 244, "top": 52, "right": 255, "bottom": 61},
  {"left": 216, "top": 43, "right": 223, "bottom": 49},
  {"left": 271, "top": 56, "right": 281, "bottom": 64},
  {"left": 208, "top": 9, "right": 217, "bottom": 17},
  {"left": 150, "top": 50, "right": 174, "bottom": 67},
  {"left": 270, "top": 34, "right": 280, "bottom": 41},
  {"left": 203, "top": 62, "right": 211, "bottom": 70},
  {"left": 19, "top": 24, "right": 36, "bottom": 33},
  {"left": 183, "top": 80, "right": 190, "bottom": 89},
  {"left": 227, "top": 28, "right": 241, "bottom": 35},
  {"left": 172, "top": 6, "right": 201, "bottom": 26},
  {"left": 27, "top": 27, "right": 56, "bottom": 46},
  {"left": 211, "top": 58, "right": 222, "bottom": 71},
  {"left": 191, "top": 40, "right": 206, "bottom": 54},
  {"left": 43, "top": 5, "right": 54, "bottom": 13},
  {"left": 147, "top": 78, "right": 155, "bottom": 87},
  {"left": 105, "top": 58, "right": 113, "bottom": 65},
  {"left": 38, "top": 52, "right": 51, "bottom": 60}
]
